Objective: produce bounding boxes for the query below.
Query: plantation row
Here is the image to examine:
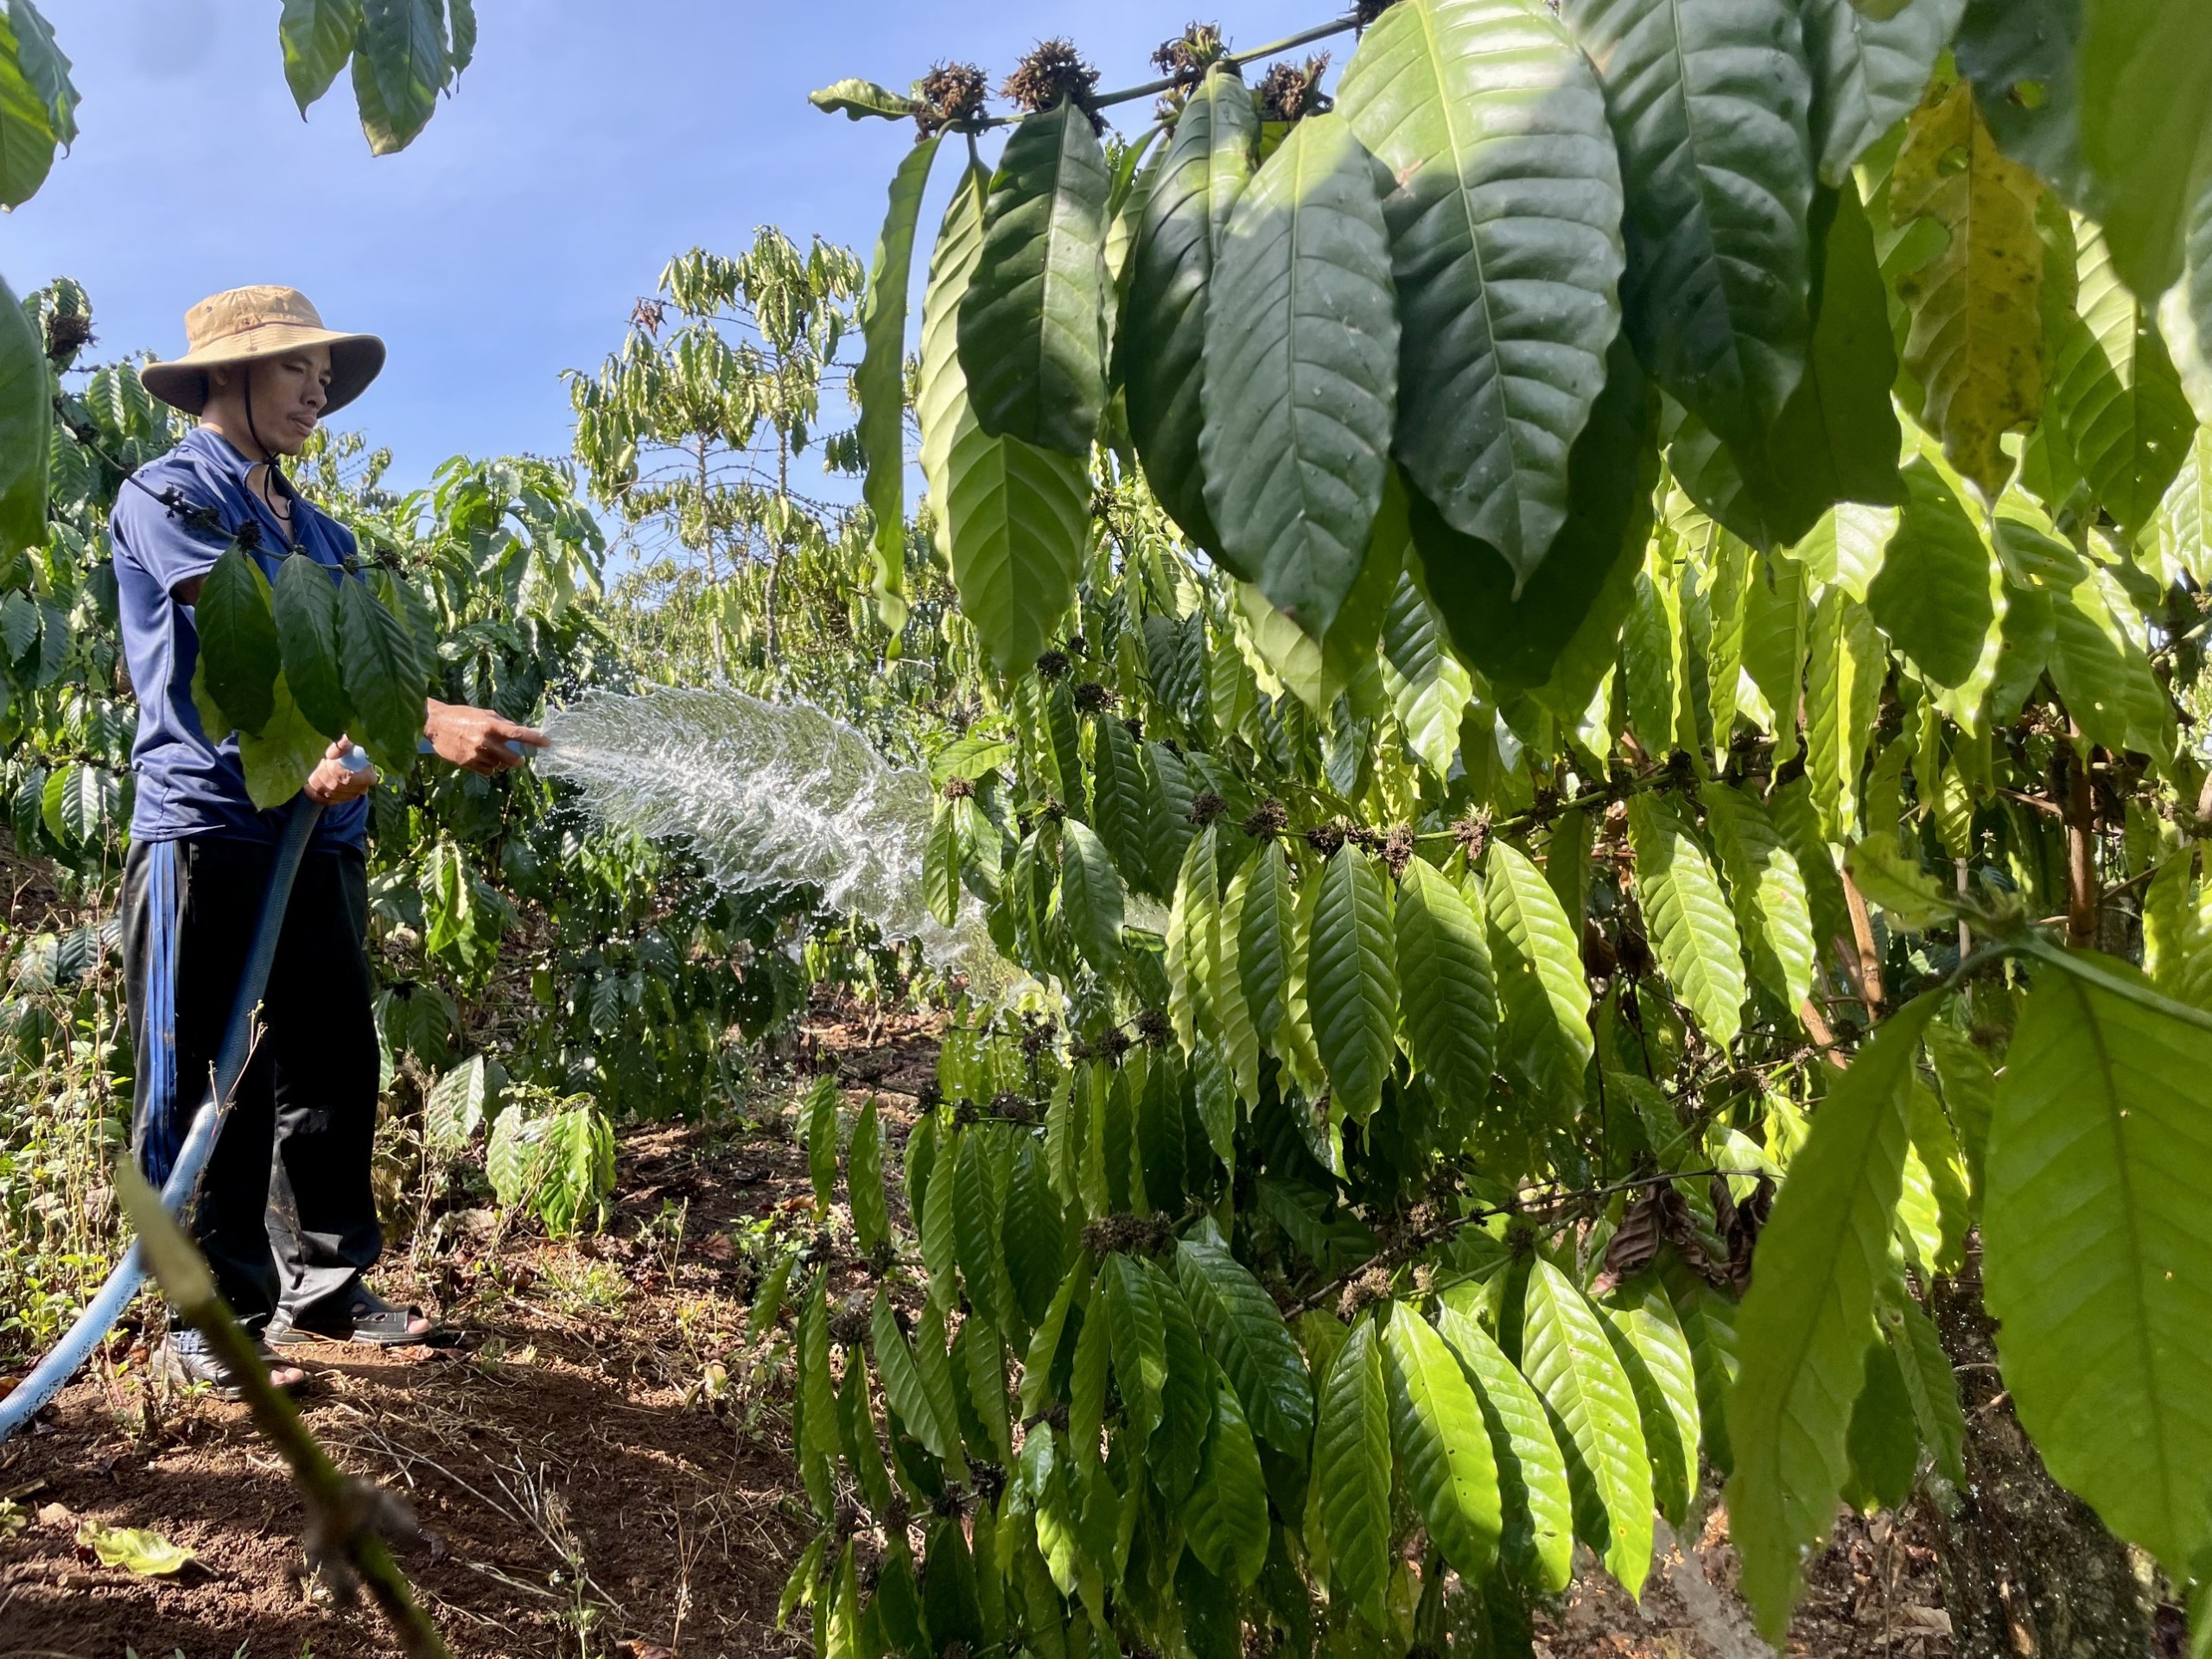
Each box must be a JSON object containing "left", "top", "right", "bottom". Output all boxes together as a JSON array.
[{"left": 780, "top": 0, "right": 2212, "bottom": 1653}]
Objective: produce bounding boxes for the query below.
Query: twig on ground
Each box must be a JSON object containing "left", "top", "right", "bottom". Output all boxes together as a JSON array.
[{"left": 116, "top": 1163, "right": 451, "bottom": 1659}]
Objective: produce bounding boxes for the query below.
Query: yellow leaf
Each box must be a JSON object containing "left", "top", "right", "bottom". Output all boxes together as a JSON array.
[
  {"left": 77, "top": 1520, "right": 196, "bottom": 1576},
  {"left": 1892, "top": 80, "right": 2045, "bottom": 496}
]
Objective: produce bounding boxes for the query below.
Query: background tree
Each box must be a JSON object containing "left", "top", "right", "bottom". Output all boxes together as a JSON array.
[{"left": 568, "top": 232, "right": 864, "bottom": 667}]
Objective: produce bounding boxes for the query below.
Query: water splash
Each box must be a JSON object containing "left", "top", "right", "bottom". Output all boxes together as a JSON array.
[{"left": 540, "top": 687, "right": 1003, "bottom": 987}]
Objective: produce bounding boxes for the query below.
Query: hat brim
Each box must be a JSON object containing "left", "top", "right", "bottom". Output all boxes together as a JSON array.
[{"left": 140, "top": 324, "right": 386, "bottom": 417}]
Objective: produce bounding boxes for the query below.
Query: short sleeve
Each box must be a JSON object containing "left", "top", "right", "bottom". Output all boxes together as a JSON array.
[{"left": 112, "top": 477, "right": 231, "bottom": 600}]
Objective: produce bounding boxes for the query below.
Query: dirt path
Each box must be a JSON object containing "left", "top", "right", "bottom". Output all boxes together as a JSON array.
[{"left": 0, "top": 1007, "right": 1953, "bottom": 1659}]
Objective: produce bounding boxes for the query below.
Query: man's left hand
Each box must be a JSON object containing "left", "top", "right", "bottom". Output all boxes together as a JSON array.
[
  {"left": 425, "top": 699, "right": 548, "bottom": 775},
  {"left": 304, "top": 738, "right": 377, "bottom": 804}
]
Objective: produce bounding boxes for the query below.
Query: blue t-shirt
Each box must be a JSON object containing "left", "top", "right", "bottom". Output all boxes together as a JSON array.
[{"left": 111, "top": 427, "right": 370, "bottom": 849}]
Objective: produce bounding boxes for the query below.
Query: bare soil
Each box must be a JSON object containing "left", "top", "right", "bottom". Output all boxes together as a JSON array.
[{"left": 0, "top": 1001, "right": 1955, "bottom": 1659}]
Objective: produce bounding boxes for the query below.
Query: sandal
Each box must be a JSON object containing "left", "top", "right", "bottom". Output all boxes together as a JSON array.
[
  {"left": 157, "top": 1334, "right": 310, "bottom": 1401},
  {"left": 267, "top": 1286, "right": 442, "bottom": 1348}
]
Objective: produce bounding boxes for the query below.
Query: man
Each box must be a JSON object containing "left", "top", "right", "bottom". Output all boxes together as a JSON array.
[{"left": 119, "top": 285, "right": 543, "bottom": 1395}]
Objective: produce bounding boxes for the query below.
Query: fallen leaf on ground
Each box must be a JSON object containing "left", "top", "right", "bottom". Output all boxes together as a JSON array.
[{"left": 77, "top": 1519, "right": 196, "bottom": 1575}]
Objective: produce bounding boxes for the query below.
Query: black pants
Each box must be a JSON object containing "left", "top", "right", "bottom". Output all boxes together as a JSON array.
[{"left": 121, "top": 836, "right": 382, "bottom": 1333}]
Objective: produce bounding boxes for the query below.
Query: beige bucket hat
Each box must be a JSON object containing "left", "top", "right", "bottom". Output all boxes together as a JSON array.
[{"left": 139, "top": 285, "right": 385, "bottom": 416}]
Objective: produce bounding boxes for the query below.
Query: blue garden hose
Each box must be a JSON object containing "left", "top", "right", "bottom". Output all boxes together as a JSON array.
[{"left": 0, "top": 748, "right": 370, "bottom": 1442}]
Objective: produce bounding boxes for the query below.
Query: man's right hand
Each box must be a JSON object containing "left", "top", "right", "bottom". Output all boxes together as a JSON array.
[{"left": 303, "top": 738, "right": 376, "bottom": 805}]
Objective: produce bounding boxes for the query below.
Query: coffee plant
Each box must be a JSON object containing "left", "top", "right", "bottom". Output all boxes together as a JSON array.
[{"left": 779, "top": 2, "right": 2212, "bottom": 1654}]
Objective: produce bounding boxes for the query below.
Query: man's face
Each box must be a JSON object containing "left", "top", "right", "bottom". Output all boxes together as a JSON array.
[{"left": 238, "top": 346, "right": 331, "bottom": 454}]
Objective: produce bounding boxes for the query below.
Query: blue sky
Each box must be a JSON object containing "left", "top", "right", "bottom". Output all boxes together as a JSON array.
[{"left": 9, "top": 0, "right": 1317, "bottom": 490}]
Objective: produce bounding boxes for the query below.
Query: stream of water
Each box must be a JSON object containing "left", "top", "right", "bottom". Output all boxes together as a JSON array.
[{"left": 538, "top": 687, "right": 1003, "bottom": 987}]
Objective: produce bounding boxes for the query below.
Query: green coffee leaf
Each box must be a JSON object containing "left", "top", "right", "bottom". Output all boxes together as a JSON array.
[
  {"left": 195, "top": 544, "right": 281, "bottom": 737},
  {"left": 1841, "top": 1334, "right": 1919, "bottom": 1511},
  {"left": 1866, "top": 456, "right": 2001, "bottom": 694},
  {"left": 1485, "top": 841, "right": 1593, "bottom": 1106},
  {"left": 1148, "top": 1257, "right": 1213, "bottom": 1501},
  {"left": 1003, "top": 1137, "right": 1065, "bottom": 1329},
  {"left": 959, "top": 99, "right": 1110, "bottom": 455},
  {"left": 354, "top": 0, "right": 450, "bottom": 153},
  {"left": 1800, "top": 0, "right": 1967, "bottom": 187},
  {"left": 1923, "top": 1018, "right": 1994, "bottom": 1198},
  {"left": 1306, "top": 845, "right": 1398, "bottom": 1122},
  {"left": 1700, "top": 781, "right": 1816, "bottom": 1015},
  {"left": 808, "top": 77, "right": 919, "bottom": 121},
  {"left": 849, "top": 1096, "right": 890, "bottom": 1255},
  {"left": 1316, "top": 1316, "right": 1393, "bottom": 1627},
  {"left": 1090, "top": 713, "right": 1160, "bottom": 897},
  {"left": 1982, "top": 953, "right": 2212, "bottom": 1573},
  {"left": 1058, "top": 820, "right": 1125, "bottom": 978},
  {"left": 1166, "top": 824, "right": 1220, "bottom": 1053},
  {"left": 271, "top": 553, "right": 348, "bottom": 739},
  {"left": 925, "top": 804, "right": 963, "bottom": 930},
  {"left": 918, "top": 165, "right": 1089, "bottom": 674},
  {"left": 1662, "top": 1254, "right": 1740, "bottom": 1476},
  {"left": 804, "top": 1075, "right": 839, "bottom": 1212},
  {"left": 1878, "top": 1276, "right": 1966, "bottom": 1485},
  {"left": 1215, "top": 857, "right": 1262, "bottom": 1104},
  {"left": 1200, "top": 112, "right": 1399, "bottom": 631},
  {"left": 1394, "top": 857, "right": 1499, "bottom": 1134},
  {"left": 426, "top": 1053, "right": 498, "bottom": 1148},
  {"left": 2072, "top": 0, "right": 2212, "bottom": 302},
  {"left": 1185, "top": 1369, "right": 1271, "bottom": 1586},
  {"left": 953, "top": 1126, "right": 1014, "bottom": 1338},
  {"left": 338, "top": 574, "right": 424, "bottom": 770},
  {"left": 798, "top": 1272, "right": 840, "bottom": 1516},
  {"left": 1727, "top": 993, "right": 1937, "bottom": 1638},
  {"left": 1120, "top": 66, "right": 1260, "bottom": 554},
  {"left": 10, "top": 0, "right": 75, "bottom": 156},
  {"left": 1379, "top": 570, "right": 1474, "bottom": 776},
  {"left": 1905, "top": 1077, "right": 1972, "bottom": 1272},
  {"left": 1380, "top": 1301, "right": 1503, "bottom": 1582},
  {"left": 1629, "top": 793, "right": 1746, "bottom": 1052},
  {"left": 1176, "top": 1225, "right": 1313, "bottom": 1458},
  {"left": 1337, "top": 0, "right": 1624, "bottom": 585},
  {"left": 921, "top": 1117, "right": 960, "bottom": 1312},
  {"left": 1804, "top": 588, "right": 1883, "bottom": 840},
  {"left": 1420, "top": 334, "right": 1662, "bottom": 700},
  {"left": 857, "top": 135, "right": 942, "bottom": 628},
  {"left": 956, "top": 1317, "right": 1014, "bottom": 1466},
  {"left": 1844, "top": 834, "right": 1953, "bottom": 931},
  {"left": 1520, "top": 1258, "right": 1652, "bottom": 1594},
  {"left": 1561, "top": 0, "right": 1815, "bottom": 451},
  {"left": 1435, "top": 1303, "right": 1574, "bottom": 1594},
  {"left": 1597, "top": 1277, "right": 1704, "bottom": 1527},
  {"left": 874, "top": 1289, "right": 957, "bottom": 1467},
  {"left": 912, "top": 1299, "right": 970, "bottom": 1481},
  {"left": 2050, "top": 219, "right": 2196, "bottom": 539},
  {"left": 1099, "top": 1252, "right": 1169, "bottom": 1450},
  {"left": 278, "top": 0, "right": 360, "bottom": 115}
]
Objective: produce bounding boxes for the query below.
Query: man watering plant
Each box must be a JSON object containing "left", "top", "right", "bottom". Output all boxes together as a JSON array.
[{"left": 117, "top": 286, "right": 543, "bottom": 1395}]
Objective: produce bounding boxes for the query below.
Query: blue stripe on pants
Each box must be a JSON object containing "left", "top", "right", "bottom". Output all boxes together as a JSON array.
[{"left": 141, "top": 840, "right": 184, "bottom": 1185}]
